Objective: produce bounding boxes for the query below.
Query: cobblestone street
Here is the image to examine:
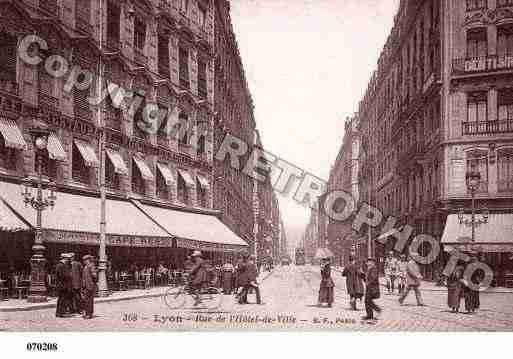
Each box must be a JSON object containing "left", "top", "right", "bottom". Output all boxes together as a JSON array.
[{"left": 2, "top": 265, "right": 513, "bottom": 332}]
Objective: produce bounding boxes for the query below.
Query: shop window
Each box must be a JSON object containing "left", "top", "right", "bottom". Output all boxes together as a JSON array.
[
  {"left": 0, "top": 135, "right": 16, "bottom": 171},
  {"left": 131, "top": 160, "right": 145, "bottom": 195},
  {"left": 498, "top": 149, "right": 513, "bottom": 192},
  {"left": 179, "top": 47, "right": 190, "bottom": 89},
  {"left": 466, "top": 150, "right": 488, "bottom": 194},
  {"left": 467, "top": 28, "right": 487, "bottom": 58},
  {"left": 72, "top": 143, "right": 89, "bottom": 184},
  {"left": 105, "top": 156, "right": 119, "bottom": 190},
  {"left": 177, "top": 174, "right": 189, "bottom": 204}
]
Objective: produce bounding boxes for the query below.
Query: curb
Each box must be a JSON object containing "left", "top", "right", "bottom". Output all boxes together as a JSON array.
[{"left": 0, "top": 290, "right": 166, "bottom": 313}]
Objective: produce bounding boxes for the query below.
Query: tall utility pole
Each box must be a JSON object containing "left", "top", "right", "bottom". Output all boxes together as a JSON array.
[{"left": 97, "top": 0, "right": 108, "bottom": 297}]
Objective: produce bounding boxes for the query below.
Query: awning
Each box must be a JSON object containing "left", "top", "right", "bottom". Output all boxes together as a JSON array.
[
  {"left": 0, "top": 118, "right": 27, "bottom": 150},
  {"left": 0, "top": 181, "right": 170, "bottom": 247},
  {"left": 133, "top": 157, "right": 154, "bottom": 181},
  {"left": 177, "top": 169, "right": 195, "bottom": 187},
  {"left": 106, "top": 149, "right": 128, "bottom": 176},
  {"left": 442, "top": 214, "right": 513, "bottom": 253},
  {"left": 0, "top": 198, "right": 30, "bottom": 232},
  {"left": 47, "top": 132, "right": 67, "bottom": 161},
  {"left": 156, "top": 163, "right": 175, "bottom": 185},
  {"left": 74, "top": 139, "right": 99, "bottom": 168},
  {"left": 196, "top": 174, "right": 209, "bottom": 189},
  {"left": 133, "top": 200, "right": 248, "bottom": 253}
]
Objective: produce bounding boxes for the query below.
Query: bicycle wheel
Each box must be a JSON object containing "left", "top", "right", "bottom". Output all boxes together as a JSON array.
[
  {"left": 164, "top": 286, "right": 186, "bottom": 310},
  {"left": 196, "top": 287, "right": 223, "bottom": 310}
]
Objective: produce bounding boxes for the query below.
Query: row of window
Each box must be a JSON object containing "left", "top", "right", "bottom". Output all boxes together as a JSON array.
[
  {"left": 465, "top": 89, "right": 513, "bottom": 134},
  {"left": 467, "top": 25, "right": 513, "bottom": 58},
  {"left": 0, "top": 137, "right": 209, "bottom": 208},
  {"left": 466, "top": 0, "right": 513, "bottom": 11}
]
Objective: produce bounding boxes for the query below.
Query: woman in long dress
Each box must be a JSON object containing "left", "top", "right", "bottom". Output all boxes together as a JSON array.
[
  {"left": 462, "top": 257, "right": 481, "bottom": 313},
  {"left": 318, "top": 258, "right": 335, "bottom": 308},
  {"left": 446, "top": 265, "right": 463, "bottom": 312}
]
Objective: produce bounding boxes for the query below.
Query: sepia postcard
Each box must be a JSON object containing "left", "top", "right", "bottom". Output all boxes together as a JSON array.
[{"left": 1, "top": 0, "right": 513, "bottom": 341}]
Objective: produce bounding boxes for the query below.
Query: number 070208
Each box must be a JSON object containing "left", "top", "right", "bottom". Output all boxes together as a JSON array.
[{"left": 26, "top": 343, "right": 58, "bottom": 351}]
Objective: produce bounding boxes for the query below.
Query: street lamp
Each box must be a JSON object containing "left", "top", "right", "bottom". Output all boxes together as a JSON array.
[
  {"left": 21, "top": 127, "right": 56, "bottom": 303},
  {"left": 457, "top": 170, "right": 488, "bottom": 242}
]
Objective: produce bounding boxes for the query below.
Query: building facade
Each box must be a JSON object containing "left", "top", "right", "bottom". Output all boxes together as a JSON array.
[
  {"left": 325, "top": 117, "right": 365, "bottom": 267},
  {"left": 212, "top": 0, "right": 256, "bottom": 250},
  {"left": 357, "top": 0, "right": 513, "bottom": 283},
  {"left": 0, "top": 0, "right": 252, "bottom": 285}
]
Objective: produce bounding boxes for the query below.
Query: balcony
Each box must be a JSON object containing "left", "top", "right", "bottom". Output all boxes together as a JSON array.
[
  {"left": 498, "top": 178, "right": 513, "bottom": 192},
  {"left": 452, "top": 55, "right": 513, "bottom": 76},
  {"left": 39, "top": 0, "right": 59, "bottom": 16},
  {"left": 134, "top": 47, "right": 147, "bottom": 66},
  {"left": 462, "top": 119, "right": 513, "bottom": 135}
]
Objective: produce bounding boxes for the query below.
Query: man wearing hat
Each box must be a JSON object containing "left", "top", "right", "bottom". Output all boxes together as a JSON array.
[
  {"left": 55, "top": 253, "right": 71, "bottom": 318},
  {"left": 235, "top": 253, "right": 250, "bottom": 304},
  {"left": 362, "top": 257, "right": 381, "bottom": 321},
  {"left": 70, "top": 253, "right": 83, "bottom": 315},
  {"left": 82, "top": 255, "right": 97, "bottom": 319},
  {"left": 240, "top": 255, "right": 262, "bottom": 305},
  {"left": 189, "top": 251, "right": 207, "bottom": 306},
  {"left": 398, "top": 253, "right": 425, "bottom": 306}
]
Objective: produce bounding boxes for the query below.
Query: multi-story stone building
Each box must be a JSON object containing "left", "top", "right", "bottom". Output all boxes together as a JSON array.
[
  {"left": 357, "top": 0, "right": 513, "bottom": 283},
  {"left": 212, "top": 0, "right": 256, "bottom": 250},
  {"left": 0, "top": 0, "right": 249, "bottom": 287},
  {"left": 325, "top": 117, "right": 365, "bottom": 267}
]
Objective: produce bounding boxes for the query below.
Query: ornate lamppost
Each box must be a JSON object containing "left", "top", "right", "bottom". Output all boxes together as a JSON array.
[
  {"left": 458, "top": 170, "right": 489, "bottom": 242},
  {"left": 21, "top": 127, "right": 56, "bottom": 303}
]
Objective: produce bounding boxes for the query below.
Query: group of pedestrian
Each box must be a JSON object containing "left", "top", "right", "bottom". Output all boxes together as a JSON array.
[
  {"left": 186, "top": 251, "right": 263, "bottom": 306},
  {"left": 55, "top": 253, "right": 97, "bottom": 319},
  {"left": 446, "top": 255, "right": 481, "bottom": 314},
  {"left": 319, "top": 255, "right": 382, "bottom": 321}
]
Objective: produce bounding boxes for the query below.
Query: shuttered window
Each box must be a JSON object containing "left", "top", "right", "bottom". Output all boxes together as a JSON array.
[
  {"left": 467, "top": 28, "right": 487, "bottom": 58},
  {"left": 158, "top": 35, "right": 170, "bottom": 78},
  {"left": 76, "top": 0, "right": 92, "bottom": 34},
  {"left": 179, "top": 47, "right": 189, "bottom": 89},
  {"left": 198, "top": 59, "right": 207, "bottom": 99}
]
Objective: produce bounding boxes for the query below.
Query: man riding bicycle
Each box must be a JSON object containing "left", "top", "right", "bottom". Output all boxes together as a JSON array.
[{"left": 188, "top": 250, "right": 208, "bottom": 306}]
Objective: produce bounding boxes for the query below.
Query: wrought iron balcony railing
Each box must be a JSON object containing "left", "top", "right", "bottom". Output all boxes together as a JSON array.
[
  {"left": 462, "top": 120, "right": 513, "bottom": 135},
  {"left": 452, "top": 55, "right": 513, "bottom": 75}
]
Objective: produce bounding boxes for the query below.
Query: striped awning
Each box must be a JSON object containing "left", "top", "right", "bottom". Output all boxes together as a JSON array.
[
  {"left": 47, "top": 132, "right": 67, "bottom": 161},
  {"left": 74, "top": 140, "right": 99, "bottom": 168},
  {"left": 0, "top": 118, "right": 27, "bottom": 150},
  {"left": 133, "top": 157, "right": 154, "bottom": 181},
  {"left": 196, "top": 174, "right": 209, "bottom": 189},
  {"left": 177, "top": 169, "right": 195, "bottom": 187},
  {"left": 156, "top": 163, "right": 175, "bottom": 185},
  {"left": 106, "top": 149, "right": 128, "bottom": 175}
]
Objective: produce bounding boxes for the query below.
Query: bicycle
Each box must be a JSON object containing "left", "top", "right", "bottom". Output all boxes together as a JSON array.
[{"left": 163, "top": 283, "right": 223, "bottom": 310}]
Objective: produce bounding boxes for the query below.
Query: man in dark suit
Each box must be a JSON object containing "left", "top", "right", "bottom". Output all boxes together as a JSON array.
[
  {"left": 236, "top": 253, "right": 251, "bottom": 304},
  {"left": 55, "top": 254, "right": 71, "bottom": 318},
  {"left": 246, "top": 255, "right": 262, "bottom": 304},
  {"left": 82, "top": 255, "right": 97, "bottom": 319},
  {"left": 70, "top": 253, "right": 83, "bottom": 314},
  {"left": 362, "top": 257, "right": 382, "bottom": 322}
]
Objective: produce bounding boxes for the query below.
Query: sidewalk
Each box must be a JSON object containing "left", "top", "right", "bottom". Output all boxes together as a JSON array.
[
  {"left": 331, "top": 266, "right": 513, "bottom": 294},
  {"left": 0, "top": 286, "right": 168, "bottom": 313}
]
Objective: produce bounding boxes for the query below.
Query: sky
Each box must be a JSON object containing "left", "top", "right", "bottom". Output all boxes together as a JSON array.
[{"left": 229, "top": 0, "right": 400, "bottom": 248}]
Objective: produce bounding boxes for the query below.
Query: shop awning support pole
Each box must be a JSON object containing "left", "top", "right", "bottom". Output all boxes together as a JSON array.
[{"left": 97, "top": 0, "right": 109, "bottom": 297}]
